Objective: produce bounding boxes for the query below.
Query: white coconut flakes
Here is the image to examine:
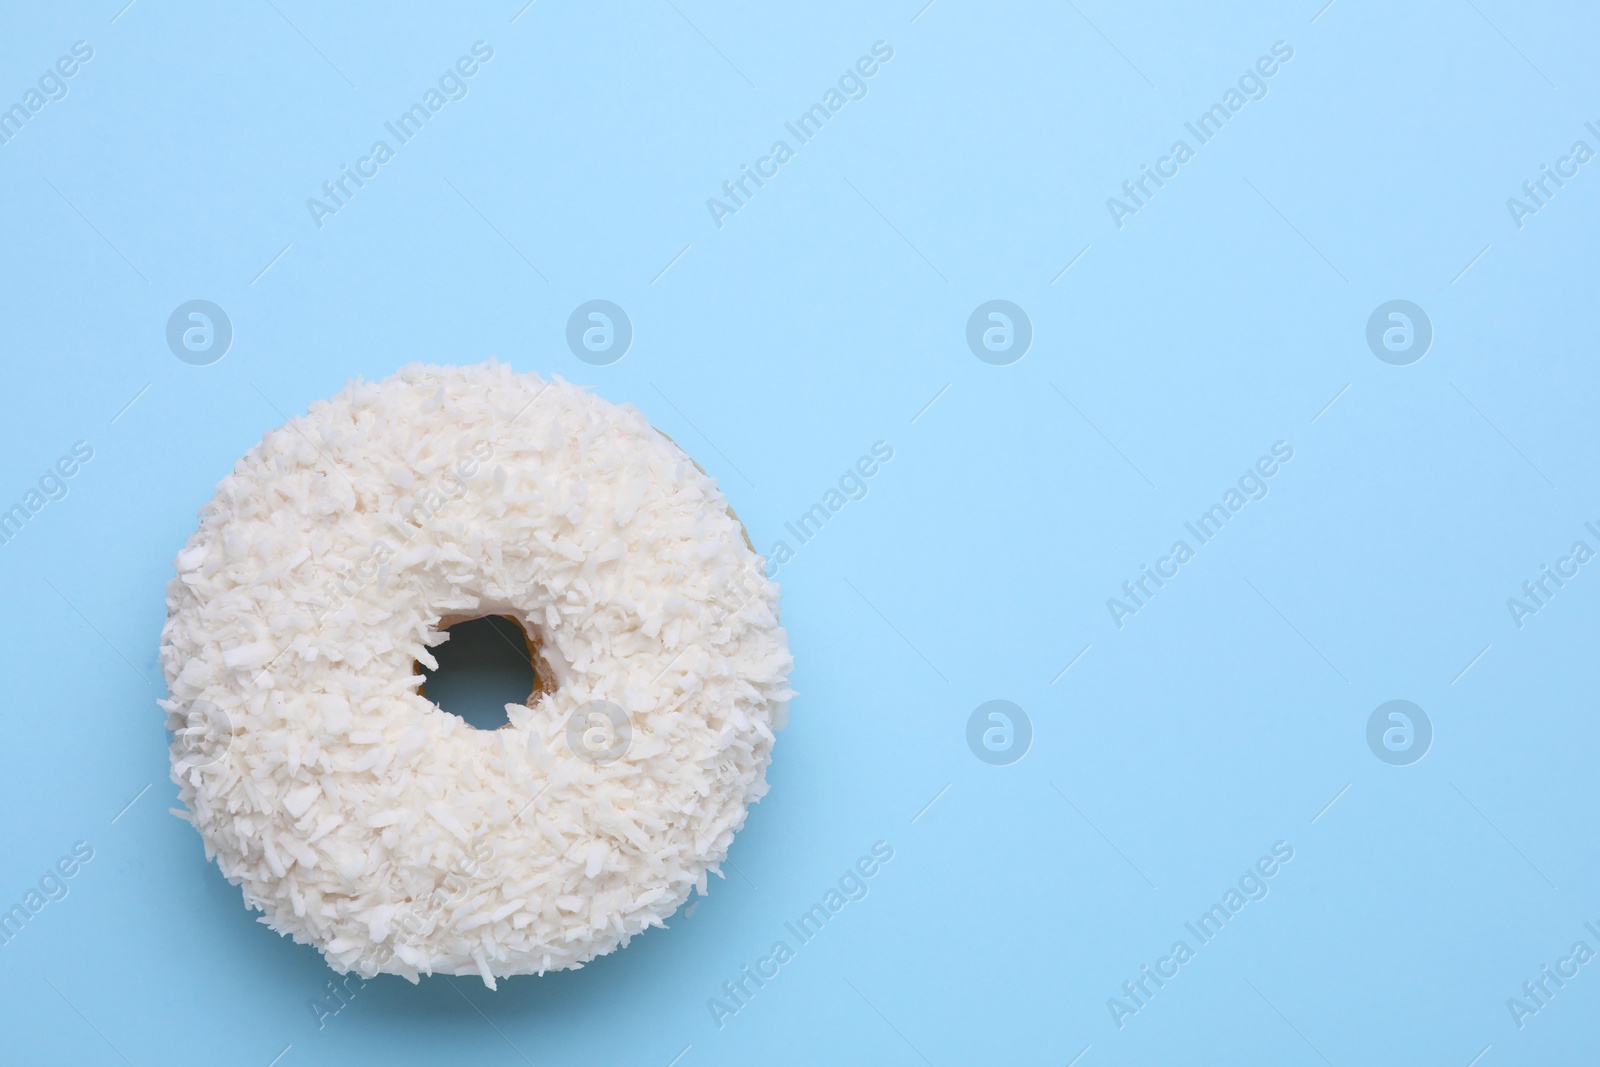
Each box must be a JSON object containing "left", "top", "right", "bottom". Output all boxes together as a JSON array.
[{"left": 159, "top": 361, "right": 793, "bottom": 987}]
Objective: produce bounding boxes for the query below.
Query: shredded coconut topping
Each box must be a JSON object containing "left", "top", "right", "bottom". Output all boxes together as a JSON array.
[{"left": 160, "top": 361, "right": 793, "bottom": 986}]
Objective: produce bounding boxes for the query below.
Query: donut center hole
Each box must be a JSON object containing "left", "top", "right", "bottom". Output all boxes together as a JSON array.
[{"left": 417, "top": 615, "right": 541, "bottom": 730}]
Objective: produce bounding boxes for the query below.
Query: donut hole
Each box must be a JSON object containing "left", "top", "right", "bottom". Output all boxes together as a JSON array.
[{"left": 417, "top": 614, "right": 545, "bottom": 730}]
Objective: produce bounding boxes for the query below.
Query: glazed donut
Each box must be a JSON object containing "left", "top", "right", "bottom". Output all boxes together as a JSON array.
[{"left": 160, "top": 361, "right": 792, "bottom": 985}]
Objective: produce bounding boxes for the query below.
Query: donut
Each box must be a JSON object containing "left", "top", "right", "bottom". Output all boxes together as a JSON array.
[{"left": 160, "top": 361, "right": 793, "bottom": 985}]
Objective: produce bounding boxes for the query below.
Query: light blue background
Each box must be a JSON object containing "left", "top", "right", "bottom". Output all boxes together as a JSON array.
[{"left": 2, "top": 1, "right": 1598, "bottom": 1064}]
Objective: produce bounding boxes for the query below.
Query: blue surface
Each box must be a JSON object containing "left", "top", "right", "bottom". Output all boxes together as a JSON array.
[{"left": 2, "top": 1, "right": 1598, "bottom": 1064}]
